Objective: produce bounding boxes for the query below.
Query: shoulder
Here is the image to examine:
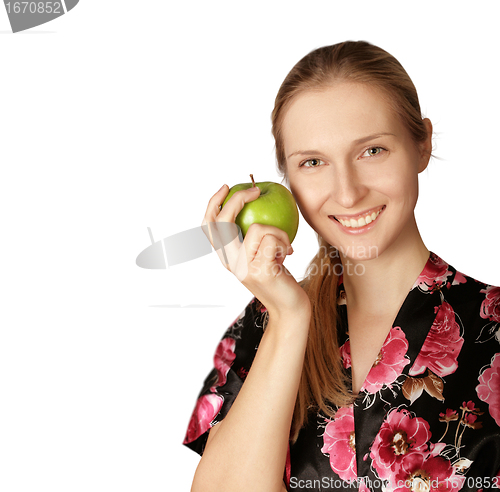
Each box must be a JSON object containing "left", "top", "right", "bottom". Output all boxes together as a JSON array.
[
  {"left": 442, "top": 265, "right": 500, "bottom": 364},
  {"left": 182, "top": 296, "right": 269, "bottom": 454},
  {"left": 444, "top": 266, "right": 499, "bottom": 325},
  {"left": 442, "top": 270, "right": 500, "bottom": 443}
]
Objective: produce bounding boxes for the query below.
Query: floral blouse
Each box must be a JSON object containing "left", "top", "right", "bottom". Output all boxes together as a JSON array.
[{"left": 183, "top": 252, "right": 500, "bottom": 491}]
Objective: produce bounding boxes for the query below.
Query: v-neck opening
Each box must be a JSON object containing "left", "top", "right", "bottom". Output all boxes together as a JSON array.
[
  {"left": 336, "top": 252, "right": 456, "bottom": 392},
  {"left": 335, "top": 252, "right": 458, "bottom": 481}
]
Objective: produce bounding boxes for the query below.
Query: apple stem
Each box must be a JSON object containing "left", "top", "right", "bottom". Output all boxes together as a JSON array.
[{"left": 250, "top": 174, "right": 256, "bottom": 187}]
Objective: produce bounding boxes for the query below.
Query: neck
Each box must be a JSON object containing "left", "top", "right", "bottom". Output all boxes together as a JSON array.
[{"left": 340, "top": 217, "right": 429, "bottom": 319}]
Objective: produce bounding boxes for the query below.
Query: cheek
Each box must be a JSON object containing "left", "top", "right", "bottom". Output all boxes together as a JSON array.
[
  {"left": 400, "top": 170, "right": 420, "bottom": 204},
  {"left": 290, "top": 184, "right": 321, "bottom": 223},
  {"left": 379, "top": 162, "right": 419, "bottom": 203}
]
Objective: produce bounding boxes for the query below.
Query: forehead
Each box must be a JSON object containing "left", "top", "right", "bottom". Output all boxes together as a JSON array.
[{"left": 282, "top": 82, "right": 400, "bottom": 156}]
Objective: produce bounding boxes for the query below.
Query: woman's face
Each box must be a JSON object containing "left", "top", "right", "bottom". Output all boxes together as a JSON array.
[{"left": 282, "top": 82, "right": 431, "bottom": 262}]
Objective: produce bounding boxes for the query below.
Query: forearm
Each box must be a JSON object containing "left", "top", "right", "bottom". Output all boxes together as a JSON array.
[{"left": 191, "top": 308, "right": 311, "bottom": 492}]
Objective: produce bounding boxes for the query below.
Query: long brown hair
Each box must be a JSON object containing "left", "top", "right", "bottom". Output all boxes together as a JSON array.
[{"left": 270, "top": 40, "right": 431, "bottom": 442}]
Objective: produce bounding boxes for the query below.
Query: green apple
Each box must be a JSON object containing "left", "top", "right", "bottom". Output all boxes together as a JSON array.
[{"left": 221, "top": 175, "right": 299, "bottom": 244}]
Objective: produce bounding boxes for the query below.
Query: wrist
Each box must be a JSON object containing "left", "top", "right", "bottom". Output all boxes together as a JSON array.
[
  {"left": 265, "top": 307, "right": 311, "bottom": 341},
  {"left": 268, "top": 300, "right": 311, "bottom": 325}
]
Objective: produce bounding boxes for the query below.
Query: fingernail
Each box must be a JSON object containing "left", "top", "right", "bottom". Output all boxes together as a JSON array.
[
  {"left": 218, "top": 184, "right": 226, "bottom": 192},
  {"left": 249, "top": 187, "right": 260, "bottom": 192}
]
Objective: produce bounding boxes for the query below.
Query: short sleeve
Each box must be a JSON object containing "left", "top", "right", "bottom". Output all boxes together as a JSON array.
[{"left": 182, "top": 296, "right": 269, "bottom": 456}]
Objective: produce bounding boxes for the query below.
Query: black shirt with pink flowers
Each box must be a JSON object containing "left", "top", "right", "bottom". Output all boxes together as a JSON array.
[{"left": 183, "top": 252, "right": 500, "bottom": 491}]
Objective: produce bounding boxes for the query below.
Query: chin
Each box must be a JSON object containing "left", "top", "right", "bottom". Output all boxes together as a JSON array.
[
  {"left": 339, "top": 247, "right": 380, "bottom": 262},
  {"left": 319, "top": 234, "right": 379, "bottom": 261}
]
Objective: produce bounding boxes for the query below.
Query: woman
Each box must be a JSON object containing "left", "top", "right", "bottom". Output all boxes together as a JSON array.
[{"left": 183, "top": 41, "right": 500, "bottom": 491}]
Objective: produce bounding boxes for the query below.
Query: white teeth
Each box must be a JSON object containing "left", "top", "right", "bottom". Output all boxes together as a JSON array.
[{"left": 336, "top": 208, "right": 383, "bottom": 228}]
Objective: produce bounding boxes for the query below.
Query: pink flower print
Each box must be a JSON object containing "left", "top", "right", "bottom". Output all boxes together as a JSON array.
[
  {"left": 463, "top": 413, "right": 482, "bottom": 430},
  {"left": 284, "top": 443, "right": 291, "bottom": 489},
  {"left": 211, "top": 337, "right": 236, "bottom": 391},
  {"left": 462, "top": 401, "right": 474, "bottom": 412},
  {"left": 476, "top": 353, "right": 500, "bottom": 426},
  {"left": 370, "top": 408, "right": 432, "bottom": 481},
  {"left": 480, "top": 286, "right": 500, "bottom": 323},
  {"left": 460, "top": 400, "right": 482, "bottom": 414},
  {"left": 392, "top": 452, "right": 465, "bottom": 492},
  {"left": 409, "top": 302, "right": 464, "bottom": 378},
  {"left": 183, "top": 393, "right": 224, "bottom": 444},
  {"left": 358, "top": 479, "right": 372, "bottom": 492},
  {"left": 237, "top": 366, "right": 249, "bottom": 380},
  {"left": 494, "top": 469, "right": 500, "bottom": 488},
  {"left": 339, "top": 341, "right": 351, "bottom": 369},
  {"left": 413, "top": 253, "right": 453, "bottom": 293},
  {"left": 340, "top": 327, "right": 410, "bottom": 394},
  {"left": 452, "top": 270, "right": 467, "bottom": 286},
  {"left": 321, "top": 406, "right": 357, "bottom": 481},
  {"left": 363, "top": 327, "right": 410, "bottom": 393},
  {"left": 437, "top": 409, "right": 458, "bottom": 442},
  {"left": 438, "top": 409, "right": 458, "bottom": 423}
]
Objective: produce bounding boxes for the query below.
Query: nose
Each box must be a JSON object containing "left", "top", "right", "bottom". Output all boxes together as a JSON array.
[{"left": 329, "top": 162, "right": 368, "bottom": 210}]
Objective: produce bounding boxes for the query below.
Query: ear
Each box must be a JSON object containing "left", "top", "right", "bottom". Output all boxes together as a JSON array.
[{"left": 418, "top": 118, "right": 433, "bottom": 173}]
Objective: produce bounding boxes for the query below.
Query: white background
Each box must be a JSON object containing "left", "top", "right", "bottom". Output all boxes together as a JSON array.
[{"left": 1, "top": 1, "right": 499, "bottom": 491}]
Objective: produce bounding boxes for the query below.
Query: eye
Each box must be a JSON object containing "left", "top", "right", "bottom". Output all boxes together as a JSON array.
[
  {"left": 299, "top": 158, "right": 325, "bottom": 168},
  {"left": 362, "top": 146, "right": 386, "bottom": 157}
]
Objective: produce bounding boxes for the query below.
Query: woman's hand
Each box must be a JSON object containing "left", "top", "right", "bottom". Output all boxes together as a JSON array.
[
  {"left": 201, "top": 184, "right": 310, "bottom": 319},
  {"left": 195, "top": 186, "right": 311, "bottom": 492}
]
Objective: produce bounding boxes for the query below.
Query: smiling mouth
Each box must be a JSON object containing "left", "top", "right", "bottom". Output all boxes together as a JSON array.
[{"left": 330, "top": 205, "right": 386, "bottom": 229}]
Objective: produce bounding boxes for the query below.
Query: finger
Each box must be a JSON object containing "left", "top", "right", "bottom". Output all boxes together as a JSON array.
[
  {"left": 217, "top": 187, "right": 261, "bottom": 224},
  {"left": 201, "top": 184, "right": 229, "bottom": 245},
  {"left": 214, "top": 227, "right": 243, "bottom": 271},
  {"left": 245, "top": 233, "right": 288, "bottom": 277},
  {"left": 244, "top": 223, "right": 293, "bottom": 261},
  {"left": 256, "top": 234, "right": 288, "bottom": 263},
  {"left": 202, "top": 184, "right": 228, "bottom": 226},
  {"left": 207, "top": 186, "right": 260, "bottom": 260},
  {"left": 275, "top": 244, "right": 288, "bottom": 265},
  {"left": 251, "top": 235, "right": 289, "bottom": 279}
]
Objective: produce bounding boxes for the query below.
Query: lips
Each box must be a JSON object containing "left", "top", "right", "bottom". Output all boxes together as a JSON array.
[{"left": 330, "top": 205, "right": 386, "bottom": 229}]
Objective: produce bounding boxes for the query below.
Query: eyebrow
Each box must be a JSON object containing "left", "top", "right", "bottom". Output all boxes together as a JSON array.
[{"left": 286, "top": 132, "right": 396, "bottom": 160}]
